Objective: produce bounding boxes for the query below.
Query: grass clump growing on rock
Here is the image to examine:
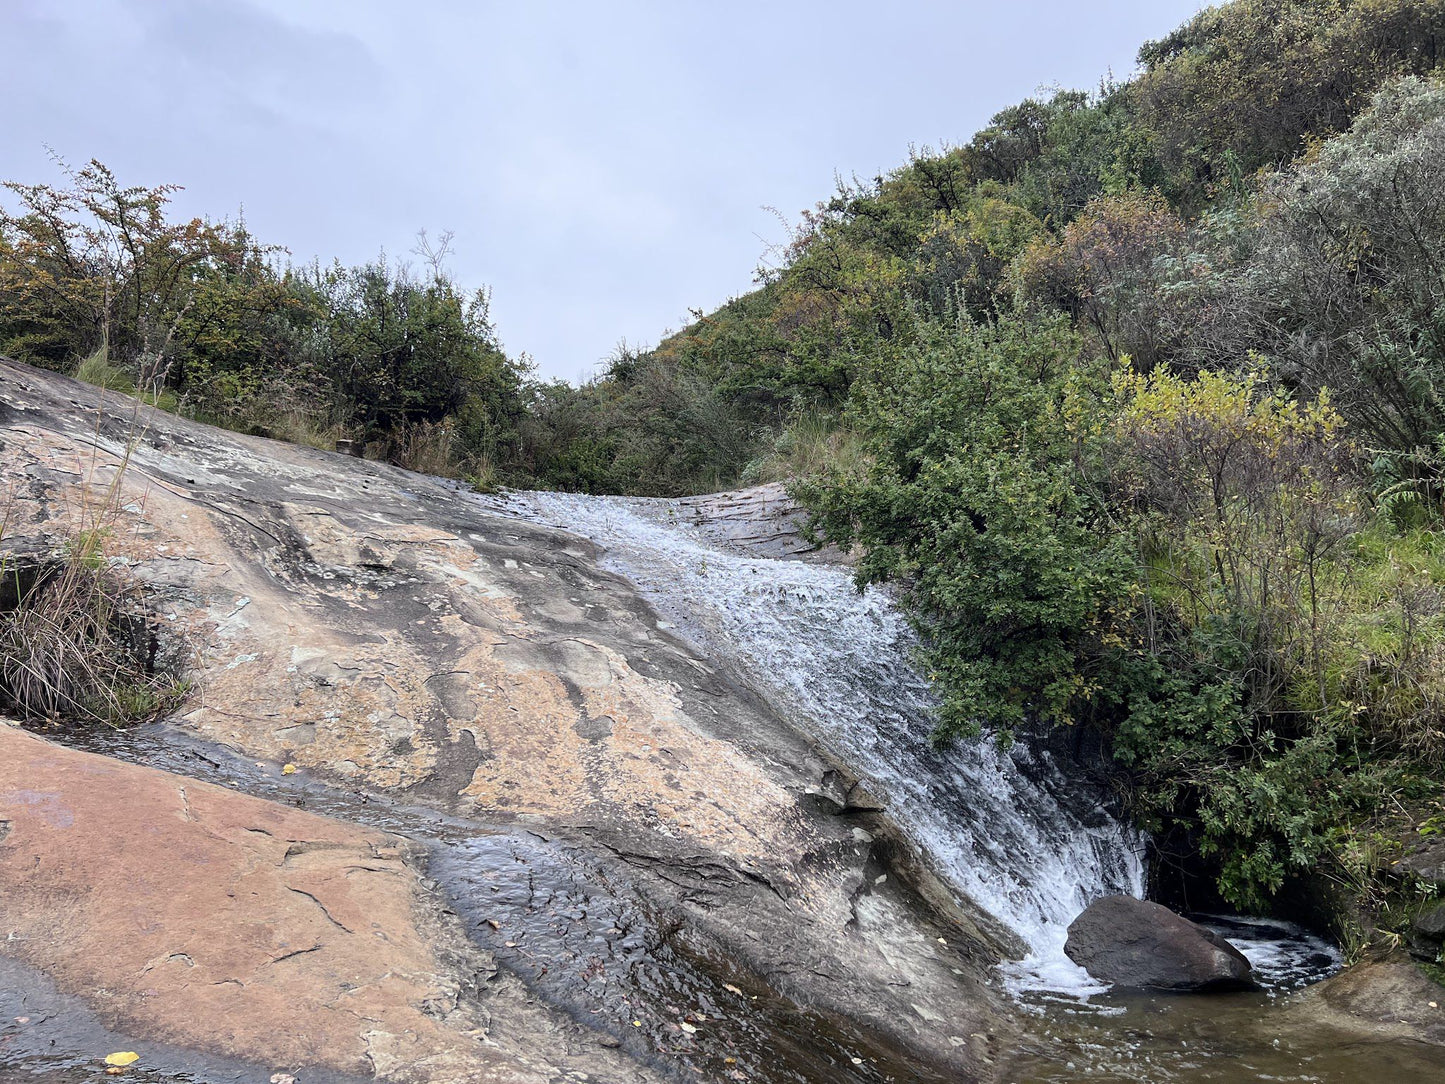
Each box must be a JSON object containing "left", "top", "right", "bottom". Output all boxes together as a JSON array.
[
  {"left": 0, "top": 548, "right": 183, "bottom": 725},
  {"left": 0, "top": 439, "right": 187, "bottom": 728}
]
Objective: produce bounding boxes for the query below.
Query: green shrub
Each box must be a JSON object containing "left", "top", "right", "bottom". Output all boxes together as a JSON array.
[{"left": 796, "top": 313, "right": 1133, "bottom": 736}]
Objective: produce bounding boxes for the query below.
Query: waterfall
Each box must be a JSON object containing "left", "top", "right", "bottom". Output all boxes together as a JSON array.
[{"left": 490, "top": 490, "right": 1147, "bottom": 997}]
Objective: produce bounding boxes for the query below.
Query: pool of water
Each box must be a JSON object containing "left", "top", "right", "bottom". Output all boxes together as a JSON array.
[{"left": 1006, "top": 984, "right": 1444, "bottom": 1083}]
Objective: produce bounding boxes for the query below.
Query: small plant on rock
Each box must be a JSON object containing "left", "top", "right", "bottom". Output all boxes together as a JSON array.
[{"left": 0, "top": 414, "right": 187, "bottom": 727}]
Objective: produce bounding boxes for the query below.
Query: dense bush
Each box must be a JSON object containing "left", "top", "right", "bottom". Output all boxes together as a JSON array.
[
  {"left": 1234, "top": 76, "right": 1445, "bottom": 457},
  {"left": 1130, "top": 0, "right": 1445, "bottom": 205},
  {"left": 800, "top": 313, "right": 1436, "bottom": 913},
  {"left": 0, "top": 161, "right": 529, "bottom": 481},
  {"left": 796, "top": 314, "right": 1133, "bottom": 737},
  {"left": 514, "top": 347, "right": 756, "bottom": 496}
]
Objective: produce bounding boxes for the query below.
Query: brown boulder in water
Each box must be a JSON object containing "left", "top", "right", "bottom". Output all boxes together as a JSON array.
[{"left": 1064, "top": 895, "right": 1255, "bottom": 991}]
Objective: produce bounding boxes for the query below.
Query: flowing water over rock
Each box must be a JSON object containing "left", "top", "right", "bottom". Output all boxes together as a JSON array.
[
  {"left": 476, "top": 491, "right": 1445, "bottom": 1082},
  {"left": 1196, "top": 916, "right": 1341, "bottom": 994},
  {"left": 5, "top": 361, "right": 1438, "bottom": 1083},
  {"left": 490, "top": 490, "right": 1148, "bottom": 997}
]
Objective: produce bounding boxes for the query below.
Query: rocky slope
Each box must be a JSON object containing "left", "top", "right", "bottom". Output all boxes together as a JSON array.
[{"left": 0, "top": 358, "right": 1010, "bottom": 1082}]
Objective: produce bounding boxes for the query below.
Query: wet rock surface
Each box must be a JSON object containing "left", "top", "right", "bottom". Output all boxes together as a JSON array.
[
  {"left": 0, "top": 722, "right": 654, "bottom": 1084},
  {"left": 0, "top": 950, "right": 374, "bottom": 1084},
  {"left": 1288, "top": 956, "right": 1445, "bottom": 1046},
  {"left": 672, "top": 483, "right": 834, "bottom": 562},
  {"left": 1408, "top": 898, "right": 1445, "bottom": 964},
  {"left": 1064, "top": 896, "right": 1255, "bottom": 991},
  {"left": 0, "top": 358, "right": 1007, "bottom": 1081},
  {"left": 1400, "top": 837, "right": 1445, "bottom": 887}
]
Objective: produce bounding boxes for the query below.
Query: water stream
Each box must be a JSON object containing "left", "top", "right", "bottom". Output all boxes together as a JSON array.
[
  {"left": 490, "top": 490, "right": 1148, "bottom": 998},
  {"left": 467, "top": 490, "right": 1445, "bottom": 1082}
]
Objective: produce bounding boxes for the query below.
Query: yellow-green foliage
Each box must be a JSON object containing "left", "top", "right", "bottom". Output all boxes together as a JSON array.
[
  {"left": 1330, "top": 527, "right": 1445, "bottom": 766},
  {"left": 1098, "top": 369, "right": 1440, "bottom": 916},
  {"left": 807, "top": 349, "right": 1445, "bottom": 916},
  {"left": 1111, "top": 369, "right": 1357, "bottom": 690},
  {"left": 73, "top": 345, "right": 179, "bottom": 412},
  {"left": 74, "top": 345, "right": 133, "bottom": 391}
]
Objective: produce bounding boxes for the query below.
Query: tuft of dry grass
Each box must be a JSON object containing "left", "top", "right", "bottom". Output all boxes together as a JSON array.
[
  {"left": 267, "top": 406, "right": 347, "bottom": 452},
  {"left": 0, "top": 401, "right": 189, "bottom": 727},
  {"left": 0, "top": 554, "right": 182, "bottom": 724},
  {"left": 741, "top": 411, "right": 870, "bottom": 486},
  {"left": 394, "top": 418, "right": 462, "bottom": 477}
]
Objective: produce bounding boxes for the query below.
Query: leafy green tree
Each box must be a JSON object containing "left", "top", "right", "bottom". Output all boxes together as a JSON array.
[
  {"left": 797, "top": 313, "right": 1133, "bottom": 736},
  {"left": 911, "top": 197, "right": 1044, "bottom": 318},
  {"left": 311, "top": 258, "right": 521, "bottom": 448}
]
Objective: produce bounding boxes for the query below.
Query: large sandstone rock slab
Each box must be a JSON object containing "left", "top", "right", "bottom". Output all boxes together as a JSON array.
[
  {"left": 0, "top": 722, "right": 649, "bottom": 1083},
  {"left": 0, "top": 357, "right": 1010, "bottom": 1079},
  {"left": 1064, "top": 895, "right": 1255, "bottom": 991}
]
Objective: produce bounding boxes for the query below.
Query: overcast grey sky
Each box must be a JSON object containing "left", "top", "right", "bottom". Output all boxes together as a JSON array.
[{"left": 2, "top": 0, "right": 1202, "bottom": 382}]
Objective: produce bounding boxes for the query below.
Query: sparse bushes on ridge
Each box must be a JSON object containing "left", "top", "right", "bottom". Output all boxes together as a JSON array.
[{"left": 0, "top": 163, "right": 529, "bottom": 483}]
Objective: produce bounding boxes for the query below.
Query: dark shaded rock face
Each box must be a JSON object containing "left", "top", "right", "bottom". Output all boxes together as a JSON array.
[
  {"left": 1064, "top": 895, "right": 1255, "bottom": 991},
  {"left": 1401, "top": 838, "right": 1445, "bottom": 887},
  {"left": 1409, "top": 900, "right": 1445, "bottom": 963}
]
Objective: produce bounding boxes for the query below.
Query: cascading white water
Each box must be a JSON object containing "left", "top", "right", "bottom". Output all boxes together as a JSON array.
[{"left": 490, "top": 489, "right": 1147, "bottom": 997}]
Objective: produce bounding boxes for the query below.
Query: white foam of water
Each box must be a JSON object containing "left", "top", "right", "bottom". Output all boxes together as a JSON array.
[
  {"left": 1197, "top": 915, "right": 1343, "bottom": 993},
  {"left": 489, "top": 490, "right": 1148, "bottom": 996}
]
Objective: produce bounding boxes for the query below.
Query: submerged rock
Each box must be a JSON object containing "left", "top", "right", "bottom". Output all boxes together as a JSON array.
[{"left": 1064, "top": 895, "right": 1255, "bottom": 991}]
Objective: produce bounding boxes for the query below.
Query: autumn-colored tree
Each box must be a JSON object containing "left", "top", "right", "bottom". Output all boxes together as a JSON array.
[
  {"left": 0, "top": 159, "right": 281, "bottom": 388},
  {"left": 1011, "top": 191, "right": 1188, "bottom": 370}
]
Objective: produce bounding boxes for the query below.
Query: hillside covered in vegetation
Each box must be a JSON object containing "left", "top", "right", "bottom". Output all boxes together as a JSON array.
[
  {"left": 537, "top": 0, "right": 1445, "bottom": 957},
  {"left": 6, "top": 0, "right": 1445, "bottom": 960}
]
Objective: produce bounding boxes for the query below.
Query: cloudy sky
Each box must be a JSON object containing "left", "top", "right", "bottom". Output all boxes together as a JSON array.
[{"left": 2, "top": 0, "right": 1201, "bottom": 382}]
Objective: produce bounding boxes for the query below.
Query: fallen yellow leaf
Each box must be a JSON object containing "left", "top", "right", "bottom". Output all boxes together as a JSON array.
[
  {"left": 104, "top": 1052, "right": 139, "bottom": 1067},
  {"left": 281, "top": 763, "right": 297, "bottom": 775}
]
